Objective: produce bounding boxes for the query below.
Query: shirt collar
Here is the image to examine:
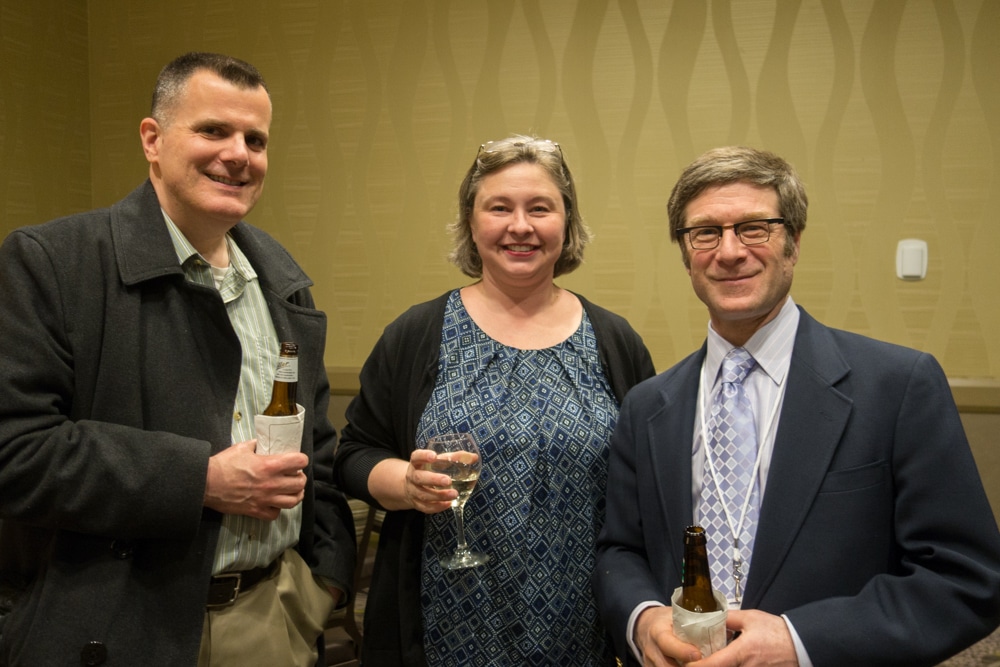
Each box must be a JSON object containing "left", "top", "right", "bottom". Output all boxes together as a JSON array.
[
  {"left": 161, "top": 210, "right": 258, "bottom": 285},
  {"left": 705, "top": 296, "right": 799, "bottom": 388}
]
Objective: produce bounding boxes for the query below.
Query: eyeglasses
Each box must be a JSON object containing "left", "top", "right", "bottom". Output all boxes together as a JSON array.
[
  {"left": 677, "top": 218, "right": 787, "bottom": 250},
  {"left": 477, "top": 138, "right": 563, "bottom": 161}
]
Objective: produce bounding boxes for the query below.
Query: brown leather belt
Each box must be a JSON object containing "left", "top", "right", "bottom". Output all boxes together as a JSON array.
[{"left": 206, "top": 561, "right": 277, "bottom": 609}]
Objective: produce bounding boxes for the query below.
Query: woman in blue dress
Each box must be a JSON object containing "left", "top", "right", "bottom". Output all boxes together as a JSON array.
[{"left": 335, "top": 135, "right": 655, "bottom": 666}]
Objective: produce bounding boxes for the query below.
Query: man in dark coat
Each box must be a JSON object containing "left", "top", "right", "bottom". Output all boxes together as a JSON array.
[{"left": 0, "top": 52, "right": 354, "bottom": 666}]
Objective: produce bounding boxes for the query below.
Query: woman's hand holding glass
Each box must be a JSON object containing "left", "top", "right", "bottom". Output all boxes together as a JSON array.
[
  {"left": 405, "top": 448, "right": 459, "bottom": 514},
  {"left": 421, "top": 433, "right": 489, "bottom": 569}
]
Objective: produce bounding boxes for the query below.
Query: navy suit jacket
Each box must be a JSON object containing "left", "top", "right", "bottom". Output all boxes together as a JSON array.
[{"left": 594, "top": 307, "right": 1000, "bottom": 667}]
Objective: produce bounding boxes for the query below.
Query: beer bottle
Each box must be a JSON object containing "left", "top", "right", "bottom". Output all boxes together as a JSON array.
[
  {"left": 262, "top": 342, "right": 298, "bottom": 416},
  {"left": 679, "top": 525, "right": 721, "bottom": 613}
]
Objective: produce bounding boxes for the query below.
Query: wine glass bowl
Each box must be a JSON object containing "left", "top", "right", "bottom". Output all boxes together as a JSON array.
[{"left": 426, "top": 432, "right": 490, "bottom": 570}]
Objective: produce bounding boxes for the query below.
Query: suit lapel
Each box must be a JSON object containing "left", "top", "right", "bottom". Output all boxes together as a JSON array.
[
  {"left": 645, "top": 348, "right": 704, "bottom": 578},
  {"left": 742, "top": 310, "right": 853, "bottom": 606}
]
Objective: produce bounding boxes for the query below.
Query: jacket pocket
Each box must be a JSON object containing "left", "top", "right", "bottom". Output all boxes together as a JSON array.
[{"left": 817, "top": 460, "right": 888, "bottom": 494}]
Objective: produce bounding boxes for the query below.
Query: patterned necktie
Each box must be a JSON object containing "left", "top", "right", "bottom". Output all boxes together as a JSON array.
[{"left": 698, "top": 347, "right": 759, "bottom": 605}]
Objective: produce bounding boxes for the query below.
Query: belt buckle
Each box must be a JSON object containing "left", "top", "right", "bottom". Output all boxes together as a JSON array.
[{"left": 206, "top": 572, "right": 242, "bottom": 609}]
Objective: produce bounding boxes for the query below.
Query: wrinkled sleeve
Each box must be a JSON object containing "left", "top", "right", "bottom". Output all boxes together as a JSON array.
[
  {"left": 0, "top": 230, "right": 209, "bottom": 540},
  {"left": 333, "top": 330, "right": 407, "bottom": 508}
]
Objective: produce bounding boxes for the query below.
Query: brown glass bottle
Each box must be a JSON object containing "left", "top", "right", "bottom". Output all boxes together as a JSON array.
[
  {"left": 262, "top": 342, "right": 298, "bottom": 416},
  {"left": 679, "top": 525, "right": 721, "bottom": 613}
]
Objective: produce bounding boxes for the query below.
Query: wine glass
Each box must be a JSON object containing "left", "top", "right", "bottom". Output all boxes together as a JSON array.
[{"left": 425, "top": 432, "right": 490, "bottom": 570}]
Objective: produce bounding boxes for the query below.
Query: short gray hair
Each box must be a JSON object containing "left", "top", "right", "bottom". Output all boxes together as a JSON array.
[{"left": 151, "top": 52, "right": 269, "bottom": 126}]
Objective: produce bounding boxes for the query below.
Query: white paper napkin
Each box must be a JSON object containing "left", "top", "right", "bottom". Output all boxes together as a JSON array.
[
  {"left": 671, "top": 586, "right": 728, "bottom": 660},
  {"left": 254, "top": 404, "right": 305, "bottom": 455}
]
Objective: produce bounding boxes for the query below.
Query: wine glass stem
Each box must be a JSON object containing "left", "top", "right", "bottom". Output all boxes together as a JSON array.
[{"left": 452, "top": 506, "right": 469, "bottom": 552}]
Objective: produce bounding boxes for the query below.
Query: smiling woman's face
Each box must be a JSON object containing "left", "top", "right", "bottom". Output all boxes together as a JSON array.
[
  {"left": 684, "top": 181, "right": 800, "bottom": 346},
  {"left": 470, "top": 161, "right": 567, "bottom": 291}
]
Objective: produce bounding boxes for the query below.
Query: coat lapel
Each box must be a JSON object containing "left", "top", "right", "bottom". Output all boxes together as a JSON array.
[
  {"left": 111, "top": 180, "right": 188, "bottom": 286},
  {"left": 645, "top": 348, "right": 705, "bottom": 578},
  {"left": 741, "top": 310, "right": 853, "bottom": 606}
]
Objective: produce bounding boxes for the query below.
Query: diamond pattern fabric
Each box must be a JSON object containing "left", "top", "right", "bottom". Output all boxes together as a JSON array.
[
  {"left": 417, "top": 290, "right": 618, "bottom": 666},
  {"left": 697, "top": 347, "right": 759, "bottom": 604}
]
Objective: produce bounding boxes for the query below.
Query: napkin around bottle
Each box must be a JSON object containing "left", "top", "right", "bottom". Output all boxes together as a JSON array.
[
  {"left": 671, "top": 586, "right": 728, "bottom": 659},
  {"left": 254, "top": 404, "right": 305, "bottom": 455}
]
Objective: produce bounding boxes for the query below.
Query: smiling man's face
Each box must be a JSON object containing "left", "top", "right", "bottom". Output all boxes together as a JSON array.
[
  {"left": 141, "top": 69, "right": 271, "bottom": 237},
  {"left": 684, "top": 181, "right": 800, "bottom": 346}
]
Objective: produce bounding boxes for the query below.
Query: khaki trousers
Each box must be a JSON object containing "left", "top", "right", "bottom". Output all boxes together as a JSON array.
[{"left": 198, "top": 549, "right": 336, "bottom": 667}]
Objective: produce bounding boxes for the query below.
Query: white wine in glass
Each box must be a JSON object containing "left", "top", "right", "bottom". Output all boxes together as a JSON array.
[{"left": 426, "top": 432, "right": 490, "bottom": 570}]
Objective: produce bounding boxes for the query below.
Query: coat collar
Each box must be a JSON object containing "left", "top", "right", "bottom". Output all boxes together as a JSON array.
[
  {"left": 643, "top": 307, "right": 854, "bottom": 598},
  {"left": 741, "top": 308, "right": 853, "bottom": 606},
  {"left": 645, "top": 347, "right": 705, "bottom": 579},
  {"left": 109, "top": 180, "right": 312, "bottom": 299}
]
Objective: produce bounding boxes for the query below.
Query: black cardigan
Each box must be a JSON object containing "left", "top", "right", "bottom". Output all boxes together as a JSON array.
[{"left": 334, "top": 290, "right": 655, "bottom": 667}]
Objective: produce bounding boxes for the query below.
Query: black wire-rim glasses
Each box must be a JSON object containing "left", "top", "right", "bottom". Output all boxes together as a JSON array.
[{"left": 677, "top": 218, "right": 787, "bottom": 250}]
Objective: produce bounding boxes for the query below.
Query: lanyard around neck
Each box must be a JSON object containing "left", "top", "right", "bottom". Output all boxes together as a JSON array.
[{"left": 696, "top": 359, "right": 782, "bottom": 603}]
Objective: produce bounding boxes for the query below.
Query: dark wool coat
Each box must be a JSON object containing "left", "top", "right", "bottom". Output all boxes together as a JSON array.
[{"left": 0, "top": 181, "right": 355, "bottom": 666}]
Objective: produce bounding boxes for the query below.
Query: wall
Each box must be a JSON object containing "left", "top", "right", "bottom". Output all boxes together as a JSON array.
[
  {"left": 963, "top": 413, "right": 1000, "bottom": 520},
  {"left": 2, "top": 0, "right": 998, "bottom": 396},
  {"left": 1, "top": 0, "right": 997, "bottom": 523},
  {"left": 0, "top": 0, "right": 997, "bottom": 542},
  {"left": 0, "top": 0, "right": 91, "bottom": 231}
]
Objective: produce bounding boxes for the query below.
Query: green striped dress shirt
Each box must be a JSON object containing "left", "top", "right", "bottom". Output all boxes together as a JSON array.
[{"left": 163, "top": 213, "right": 300, "bottom": 575}]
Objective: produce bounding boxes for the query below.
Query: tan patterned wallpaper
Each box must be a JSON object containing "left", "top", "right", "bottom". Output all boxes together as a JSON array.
[
  {"left": 3, "top": 0, "right": 998, "bottom": 387},
  {"left": 0, "top": 0, "right": 90, "bottom": 235}
]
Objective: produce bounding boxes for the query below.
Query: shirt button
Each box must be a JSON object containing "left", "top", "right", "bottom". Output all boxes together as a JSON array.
[
  {"left": 234, "top": 411, "right": 242, "bottom": 422},
  {"left": 109, "top": 539, "right": 134, "bottom": 560}
]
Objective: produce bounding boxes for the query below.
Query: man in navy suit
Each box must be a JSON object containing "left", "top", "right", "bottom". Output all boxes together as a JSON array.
[{"left": 593, "top": 146, "right": 1000, "bottom": 667}]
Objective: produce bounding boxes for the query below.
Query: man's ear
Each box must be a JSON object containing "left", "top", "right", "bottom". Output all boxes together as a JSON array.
[
  {"left": 789, "top": 231, "right": 802, "bottom": 265},
  {"left": 139, "top": 117, "right": 161, "bottom": 163}
]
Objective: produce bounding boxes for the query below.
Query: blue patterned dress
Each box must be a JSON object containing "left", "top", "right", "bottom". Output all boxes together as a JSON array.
[{"left": 418, "top": 290, "right": 618, "bottom": 666}]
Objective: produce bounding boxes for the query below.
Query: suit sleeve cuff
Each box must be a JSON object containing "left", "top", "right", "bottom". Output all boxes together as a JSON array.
[
  {"left": 782, "top": 614, "right": 813, "bottom": 667},
  {"left": 627, "top": 601, "right": 668, "bottom": 661}
]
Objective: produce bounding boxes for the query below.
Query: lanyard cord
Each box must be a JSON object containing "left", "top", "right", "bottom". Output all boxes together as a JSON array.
[{"left": 696, "top": 363, "right": 783, "bottom": 602}]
